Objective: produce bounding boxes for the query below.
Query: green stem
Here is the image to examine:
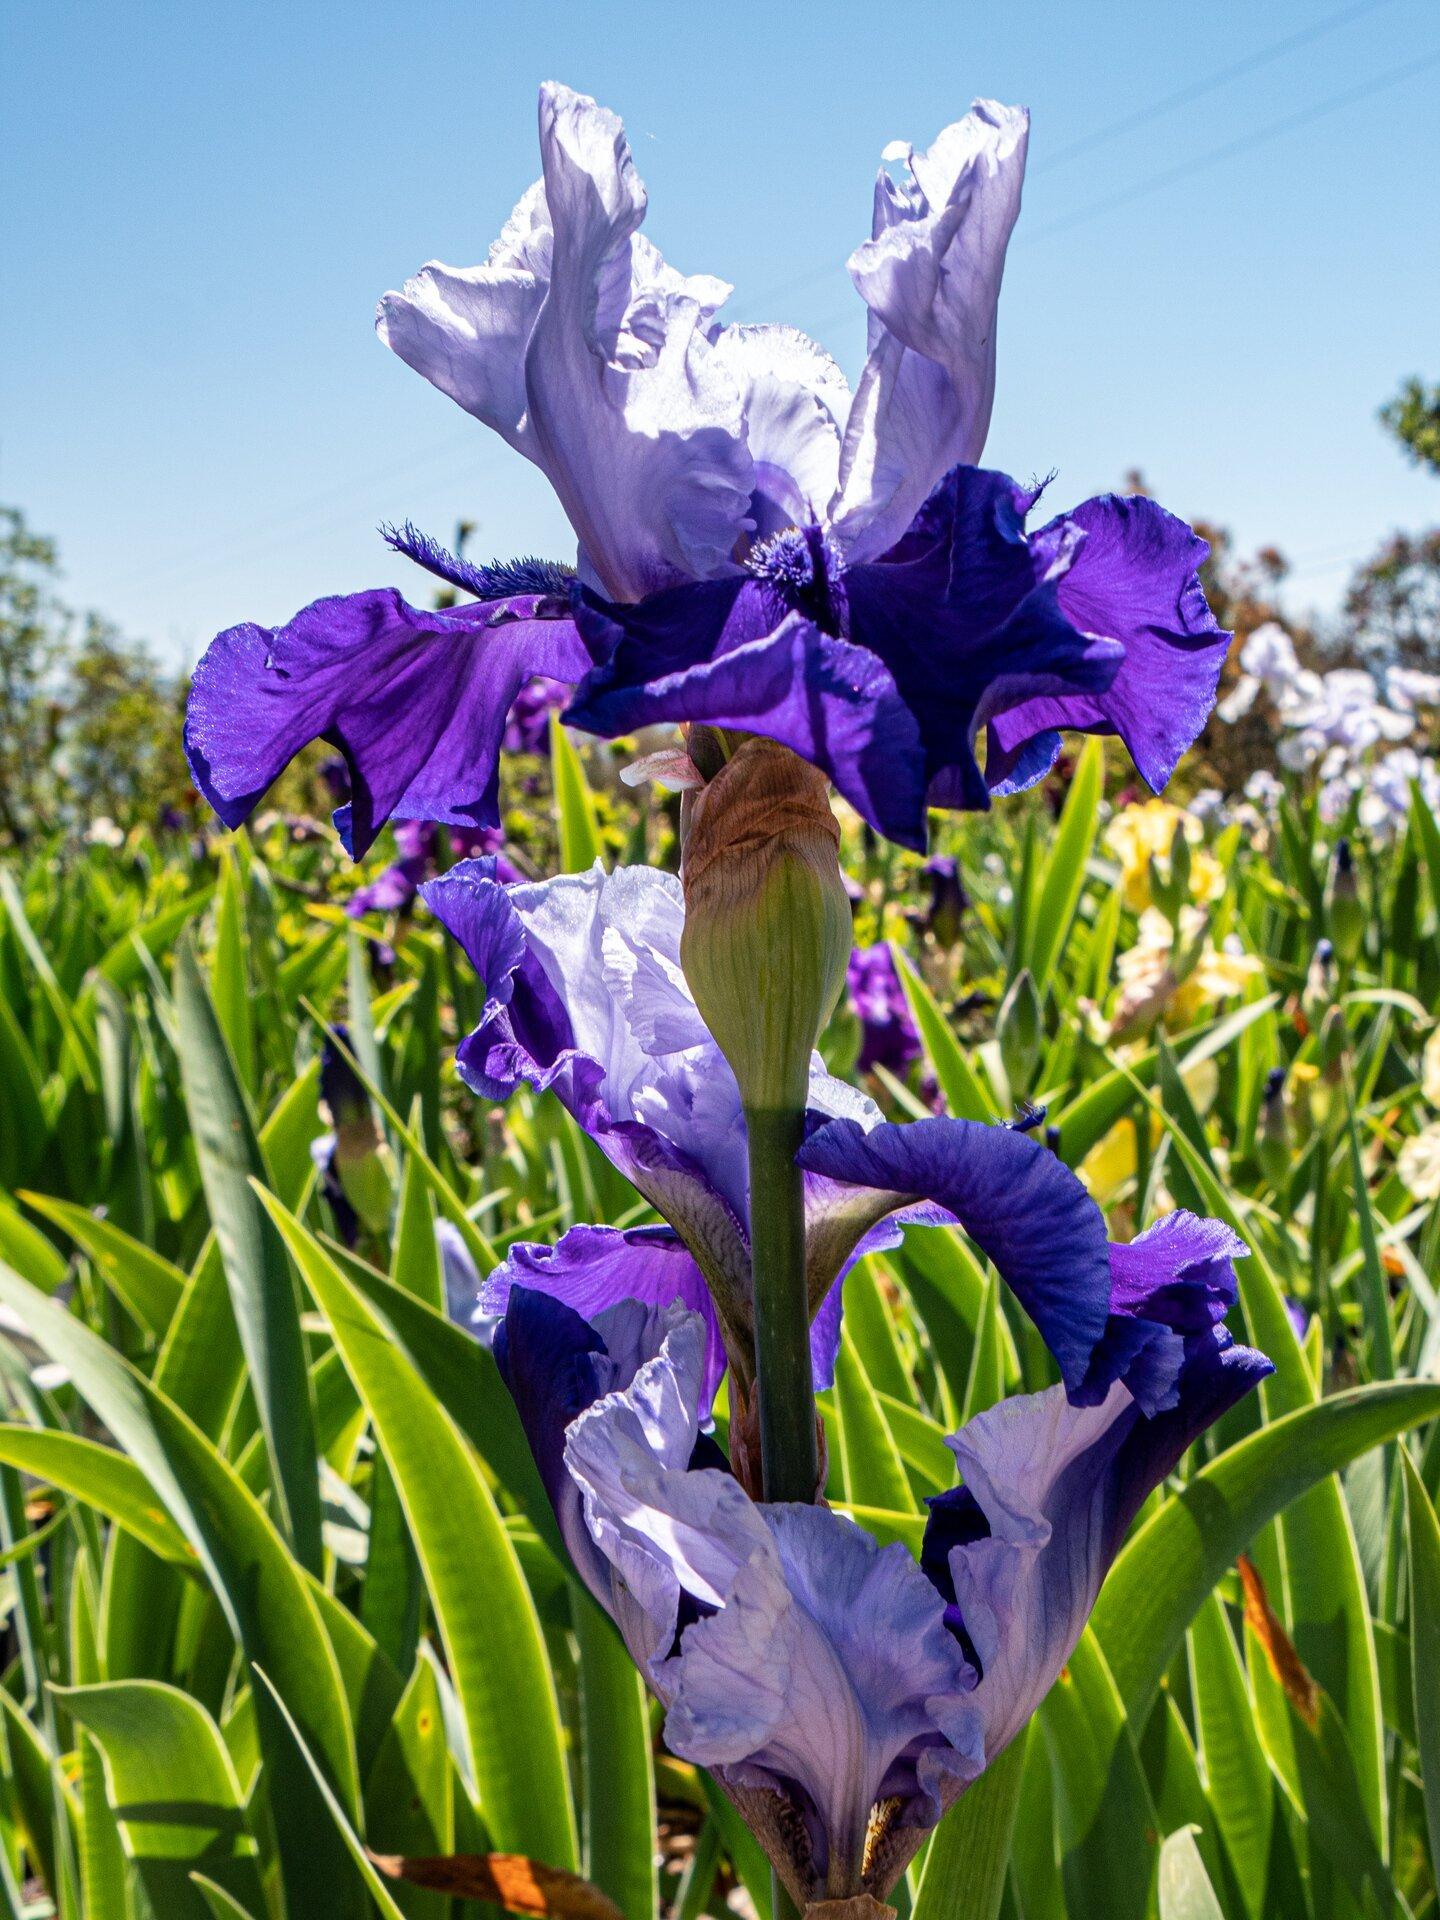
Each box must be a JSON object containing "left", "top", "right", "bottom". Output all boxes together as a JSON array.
[
  {"left": 771, "top": 1868, "right": 804, "bottom": 1920},
  {"left": 745, "top": 1105, "right": 819, "bottom": 1505}
]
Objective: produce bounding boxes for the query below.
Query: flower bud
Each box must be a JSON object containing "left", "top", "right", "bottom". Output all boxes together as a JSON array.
[
  {"left": 1325, "top": 838, "right": 1364, "bottom": 970},
  {"left": 1301, "top": 939, "right": 1335, "bottom": 1029},
  {"left": 1317, "top": 1002, "right": 1348, "bottom": 1077},
  {"left": 921, "top": 854, "right": 968, "bottom": 949},
  {"left": 318, "top": 1027, "right": 394, "bottom": 1242},
  {"left": 680, "top": 737, "right": 852, "bottom": 1112},
  {"left": 998, "top": 966, "right": 1043, "bottom": 1094},
  {"left": 1258, "top": 1065, "right": 1290, "bottom": 1188}
]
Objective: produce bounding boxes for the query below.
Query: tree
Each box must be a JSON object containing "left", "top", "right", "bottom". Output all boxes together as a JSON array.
[
  {"left": 0, "top": 507, "right": 69, "bottom": 838},
  {"left": 1338, "top": 529, "right": 1440, "bottom": 670},
  {"left": 1380, "top": 377, "right": 1440, "bottom": 478},
  {"left": 58, "top": 615, "right": 189, "bottom": 824}
]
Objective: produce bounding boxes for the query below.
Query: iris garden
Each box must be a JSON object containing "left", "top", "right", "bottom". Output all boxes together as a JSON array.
[{"left": 1, "top": 78, "right": 1439, "bottom": 1920}]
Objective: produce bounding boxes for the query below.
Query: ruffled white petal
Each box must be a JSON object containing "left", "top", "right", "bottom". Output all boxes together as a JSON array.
[
  {"left": 831, "top": 101, "right": 1029, "bottom": 561},
  {"left": 708, "top": 323, "right": 851, "bottom": 539}
]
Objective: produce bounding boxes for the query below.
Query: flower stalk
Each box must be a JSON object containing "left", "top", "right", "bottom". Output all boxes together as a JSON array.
[{"left": 746, "top": 1104, "right": 821, "bottom": 1505}]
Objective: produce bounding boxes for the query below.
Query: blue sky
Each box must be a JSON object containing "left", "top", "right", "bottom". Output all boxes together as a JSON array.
[{"left": 5, "top": 0, "right": 1439, "bottom": 666}]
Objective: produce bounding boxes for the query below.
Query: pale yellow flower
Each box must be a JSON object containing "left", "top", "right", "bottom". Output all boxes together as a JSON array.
[
  {"left": 1398, "top": 1123, "right": 1440, "bottom": 1202},
  {"left": 1112, "top": 907, "right": 1262, "bottom": 1034},
  {"left": 1104, "top": 799, "right": 1223, "bottom": 911}
]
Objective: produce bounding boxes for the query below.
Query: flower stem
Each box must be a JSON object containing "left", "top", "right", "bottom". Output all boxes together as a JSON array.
[
  {"left": 744, "top": 1105, "right": 818, "bottom": 1505},
  {"left": 772, "top": 1870, "right": 803, "bottom": 1920}
]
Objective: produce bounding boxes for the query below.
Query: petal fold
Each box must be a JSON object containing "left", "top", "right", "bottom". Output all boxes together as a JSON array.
[
  {"left": 796, "top": 1115, "right": 1112, "bottom": 1396},
  {"left": 184, "top": 588, "right": 586, "bottom": 855},
  {"left": 832, "top": 102, "right": 1030, "bottom": 561}
]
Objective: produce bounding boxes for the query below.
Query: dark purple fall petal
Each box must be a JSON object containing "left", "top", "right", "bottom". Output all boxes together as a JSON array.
[
  {"left": 797, "top": 1114, "right": 1112, "bottom": 1397},
  {"left": 184, "top": 587, "right": 588, "bottom": 857}
]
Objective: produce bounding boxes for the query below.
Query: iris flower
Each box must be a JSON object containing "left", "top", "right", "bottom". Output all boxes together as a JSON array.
[
  {"left": 184, "top": 83, "right": 1228, "bottom": 856},
  {"left": 847, "top": 943, "right": 923, "bottom": 1076},
  {"left": 493, "top": 1219, "right": 1267, "bottom": 1907},
  {"left": 424, "top": 858, "right": 1114, "bottom": 1410}
]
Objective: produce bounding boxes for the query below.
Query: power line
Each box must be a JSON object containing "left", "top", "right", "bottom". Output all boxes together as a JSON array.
[
  {"left": 1031, "top": 0, "right": 1400, "bottom": 173},
  {"left": 727, "top": 0, "right": 1404, "bottom": 320},
  {"left": 1022, "top": 45, "right": 1440, "bottom": 245},
  {"left": 108, "top": 426, "right": 478, "bottom": 599}
]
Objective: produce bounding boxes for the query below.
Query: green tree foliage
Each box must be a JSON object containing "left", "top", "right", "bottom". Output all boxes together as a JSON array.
[
  {"left": 1380, "top": 375, "right": 1440, "bottom": 478},
  {"left": 0, "top": 504, "right": 190, "bottom": 839},
  {"left": 0, "top": 506, "right": 68, "bottom": 838}
]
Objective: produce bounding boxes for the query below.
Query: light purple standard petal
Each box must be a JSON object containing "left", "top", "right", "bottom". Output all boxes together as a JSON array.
[
  {"left": 925, "top": 1336, "right": 1271, "bottom": 1771},
  {"left": 184, "top": 588, "right": 588, "bottom": 856},
  {"left": 562, "top": 1308, "right": 979, "bottom": 1900},
  {"left": 986, "top": 495, "right": 1230, "bottom": 795},
  {"left": 422, "top": 860, "right": 900, "bottom": 1382},
  {"left": 420, "top": 862, "right": 754, "bottom": 1302},
  {"left": 382, "top": 84, "right": 753, "bottom": 603},
  {"left": 832, "top": 102, "right": 1030, "bottom": 562}
]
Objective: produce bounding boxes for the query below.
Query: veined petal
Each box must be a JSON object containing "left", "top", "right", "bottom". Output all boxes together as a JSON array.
[
  {"left": 567, "top": 607, "right": 932, "bottom": 850},
  {"left": 561, "top": 1308, "right": 978, "bottom": 1897},
  {"left": 422, "top": 860, "right": 755, "bottom": 1309},
  {"left": 661, "top": 1506, "right": 979, "bottom": 1897},
  {"left": 926, "top": 1335, "right": 1271, "bottom": 1765},
  {"left": 708, "top": 323, "right": 850, "bottom": 540},
  {"left": 832, "top": 102, "right": 1029, "bottom": 561},
  {"left": 524, "top": 83, "right": 754, "bottom": 599},
  {"left": 184, "top": 588, "right": 586, "bottom": 856},
  {"left": 986, "top": 494, "right": 1230, "bottom": 795},
  {"left": 484, "top": 1223, "right": 729, "bottom": 1418},
  {"left": 795, "top": 1116, "right": 1111, "bottom": 1396}
]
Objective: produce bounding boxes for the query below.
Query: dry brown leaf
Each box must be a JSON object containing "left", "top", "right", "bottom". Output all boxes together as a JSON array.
[
  {"left": 1238, "top": 1553, "right": 1320, "bottom": 1730},
  {"left": 367, "top": 1849, "right": 625, "bottom": 1920}
]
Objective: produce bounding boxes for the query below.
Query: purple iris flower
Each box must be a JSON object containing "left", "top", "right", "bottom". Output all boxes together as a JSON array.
[
  {"left": 423, "top": 858, "right": 1118, "bottom": 1407},
  {"left": 504, "top": 677, "right": 571, "bottom": 754},
  {"left": 847, "top": 942, "right": 923, "bottom": 1075},
  {"left": 493, "top": 1204, "right": 1268, "bottom": 1906},
  {"left": 183, "top": 84, "right": 1226, "bottom": 856},
  {"left": 566, "top": 474, "right": 1227, "bottom": 850}
]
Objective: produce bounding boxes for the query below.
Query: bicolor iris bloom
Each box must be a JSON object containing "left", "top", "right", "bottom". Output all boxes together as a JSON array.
[
  {"left": 492, "top": 1206, "right": 1268, "bottom": 1906},
  {"left": 184, "top": 83, "right": 1228, "bottom": 856},
  {"left": 424, "top": 858, "right": 1114, "bottom": 1408}
]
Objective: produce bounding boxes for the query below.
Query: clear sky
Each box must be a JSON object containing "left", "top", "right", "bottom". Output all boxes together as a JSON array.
[{"left": 5, "top": 0, "right": 1439, "bottom": 667}]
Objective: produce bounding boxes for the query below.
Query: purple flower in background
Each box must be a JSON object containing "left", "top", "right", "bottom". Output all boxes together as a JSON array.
[
  {"left": 345, "top": 821, "right": 434, "bottom": 918},
  {"left": 347, "top": 818, "right": 521, "bottom": 918},
  {"left": 847, "top": 943, "right": 922, "bottom": 1075},
  {"left": 493, "top": 1204, "right": 1267, "bottom": 1905},
  {"left": 425, "top": 859, "right": 1114, "bottom": 1405},
  {"left": 504, "top": 677, "right": 571, "bottom": 754}
]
